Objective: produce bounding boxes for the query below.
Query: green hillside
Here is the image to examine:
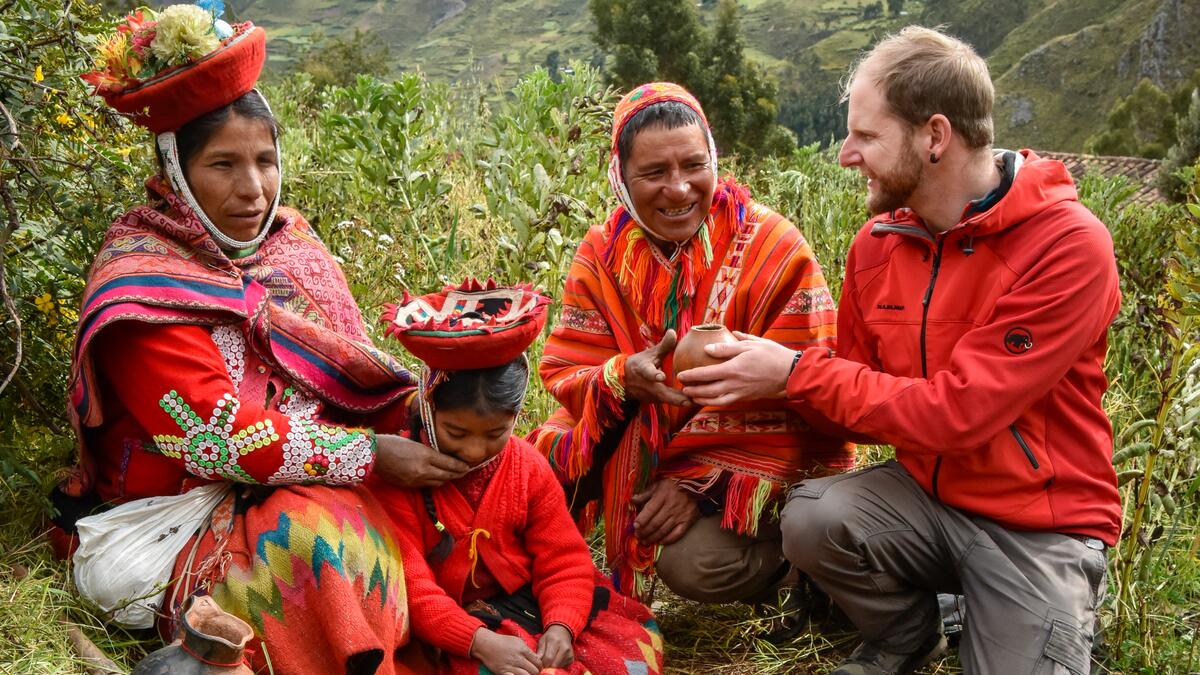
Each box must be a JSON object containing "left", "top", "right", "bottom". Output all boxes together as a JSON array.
[
  {"left": 230, "top": 0, "right": 1199, "bottom": 152},
  {"left": 991, "top": 0, "right": 1200, "bottom": 151},
  {"left": 236, "top": 0, "right": 600, "bottom": 81}
]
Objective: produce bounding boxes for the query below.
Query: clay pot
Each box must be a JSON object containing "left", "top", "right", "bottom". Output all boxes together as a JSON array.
[
  {"left": 673, "top": 323, "right": 737, "bottom": 377},
  {"left": 132, "top": 595, "right": 254, "bottom": 674}
]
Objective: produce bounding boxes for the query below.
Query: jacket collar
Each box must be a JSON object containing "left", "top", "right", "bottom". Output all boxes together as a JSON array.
[{"left": 869, "top": 149, "right": 1079, "bottom": 241}]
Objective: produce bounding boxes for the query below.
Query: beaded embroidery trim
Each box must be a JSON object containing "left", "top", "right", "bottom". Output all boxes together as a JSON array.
[
  {"left": 209, "top": 324, "right": 373, "bottom": 484},
  {"left": 268, "top": 387, "right": 374, "bottom": 484},
  {"left": 210, "top": 324, "right": 246, "bottom": 390},
  {"left": 152, "top": 387, "right": 374, "bottom": 485},
  {"left": 153, "top": 391, "right": 280, "bottom": 483}
]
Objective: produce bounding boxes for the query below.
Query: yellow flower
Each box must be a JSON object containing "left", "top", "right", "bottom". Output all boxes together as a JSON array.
[
  {"left": 96, "top": 32, "right": 131, "bottom": 78},
  {"left": 117, "top": 146, "right": 133, "bottom": 157},
  {"left": 34, "top": 292, "right": 55, "bottom": 315},
  {"left": 34, "top": 65, "right": 44, "bottom": 82},
  {"left": 59, "top": 302, "right": 78, "bottom": 323},
  {"left": 55, "top": 112, "right": 75, "bottom": 128}
]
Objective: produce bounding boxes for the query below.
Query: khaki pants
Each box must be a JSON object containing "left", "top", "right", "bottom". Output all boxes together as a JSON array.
[
  {"left": 655, "top": 514, "right": 787, "bottom": 603},
  {"left": 781, "top": 461, "right": 1106, "bottom": 675}
]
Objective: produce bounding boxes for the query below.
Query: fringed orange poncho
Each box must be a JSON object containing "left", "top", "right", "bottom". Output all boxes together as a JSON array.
[{"left": 529, "top": 177, "right": 855, "bottom": 596}]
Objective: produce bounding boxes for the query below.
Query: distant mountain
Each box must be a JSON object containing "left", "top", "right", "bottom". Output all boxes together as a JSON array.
[
  {"left": 230, "top": 0, "right": 1200, "bottom": 152},
  {"left": 989, "top": 0, "right": 1200, "bottom": 151}
]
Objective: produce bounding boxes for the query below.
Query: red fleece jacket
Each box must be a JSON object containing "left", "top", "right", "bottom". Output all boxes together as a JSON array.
[
  {"left": 372, "top": 436, "right": 595, "bottom": 657},
  {"left": 788, "top": 150, "right": 1122, "bottom": 545}
]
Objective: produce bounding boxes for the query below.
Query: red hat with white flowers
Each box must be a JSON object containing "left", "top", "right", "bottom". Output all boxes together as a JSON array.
[{"left": 83, "top": 3, "right": 265, "bottom": 134}]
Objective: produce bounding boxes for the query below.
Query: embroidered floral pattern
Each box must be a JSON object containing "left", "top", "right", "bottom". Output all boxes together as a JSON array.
[
  {"left": 153, "top": 391, "right": 279, "bottom": 483},
  {"left": 561, "top": 306, "right": 612, "bottom": 336},
  {"left": 153, "top": 326, "right": 373, "bottom": 485},
  {"left": 782, "top": 287, "right": 836, "bottom": 315},
  {"left": 268, "top": 387, "right": 374, "bottom": 485}
]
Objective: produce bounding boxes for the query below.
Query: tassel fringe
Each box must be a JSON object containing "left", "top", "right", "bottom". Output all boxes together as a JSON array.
[
  {"left": 551, "top": 354, "right": 630, "bottom": 482},
  {"left": 720, "top": 473, "right": 780, "bottom": 537}
]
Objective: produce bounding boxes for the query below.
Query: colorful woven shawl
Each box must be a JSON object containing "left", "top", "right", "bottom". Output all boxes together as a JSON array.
[
  {"left": 67, "top": 176, "right": 416, "bottom": 492},
  {"left": 532, "top": 83, "right": 853, "bottom": 597}
]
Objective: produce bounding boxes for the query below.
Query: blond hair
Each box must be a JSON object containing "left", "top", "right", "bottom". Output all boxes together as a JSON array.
[{"left": 845, "top": 26, "right": 994, "bottom": 149}]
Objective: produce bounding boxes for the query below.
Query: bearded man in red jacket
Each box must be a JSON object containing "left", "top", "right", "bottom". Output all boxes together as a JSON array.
[{"left": 679, "top": 26, "right": 1120, "bottom": 675}]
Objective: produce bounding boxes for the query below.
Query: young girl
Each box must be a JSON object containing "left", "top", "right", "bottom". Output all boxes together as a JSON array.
[{"left": 374, "top": 280, "right": 664, "bottom": 675}]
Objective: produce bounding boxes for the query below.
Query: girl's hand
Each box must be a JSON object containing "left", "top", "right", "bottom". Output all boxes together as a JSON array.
[
  {"left": 469, "top": 628, "right": 542, "bottom": 675},
  {"left": 537, "top": 624, "right": 575, "bottom": 668}
]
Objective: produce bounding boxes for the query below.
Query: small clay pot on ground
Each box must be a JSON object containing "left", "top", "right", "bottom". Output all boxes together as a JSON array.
[
  {"left": 672, "top": 323, "right": 737, "bottom": 377},
  {"left": 132, "top": 595, "right": 254, "bottom": 674}
]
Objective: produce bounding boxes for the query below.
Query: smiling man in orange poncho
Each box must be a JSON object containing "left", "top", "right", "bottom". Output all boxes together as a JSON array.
[{"left": 528, "top": 83, "right": 855, "bottom": 606}]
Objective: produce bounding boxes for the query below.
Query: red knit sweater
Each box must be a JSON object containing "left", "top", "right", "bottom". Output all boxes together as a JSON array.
[{"left": 372, "top": 436, "right": 595, "bottom": 656}]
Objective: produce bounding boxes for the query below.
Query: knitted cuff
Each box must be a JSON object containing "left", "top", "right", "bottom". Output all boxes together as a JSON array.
[
  {"left": 544, "top": 621, "right": 577, "bottom": 640},
  {"left": 446, "top": 616, "right": 488, "bottom": 657},
  {"left": 542, "top": 608, "right": 589, "bottom": 639}
]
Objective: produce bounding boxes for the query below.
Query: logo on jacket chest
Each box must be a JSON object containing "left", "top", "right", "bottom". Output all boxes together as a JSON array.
[
  {"left": 876, "top": 303, "right": 906, "bottom": 311},
  {"left": 1004, "top": 327, "right": 1033, "bottom": 354}
]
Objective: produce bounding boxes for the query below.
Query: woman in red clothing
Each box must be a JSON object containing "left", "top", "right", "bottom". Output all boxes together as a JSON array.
[
  {"left": 57, "top": 6, "right": 463, "bottom": 674},
  {"left": 374, "top": 281, "right": 664, "bottom": 675}
]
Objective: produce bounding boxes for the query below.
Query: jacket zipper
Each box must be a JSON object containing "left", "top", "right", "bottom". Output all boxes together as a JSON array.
[
  {"left": 1010, "top": 424, "right": 1038, "bottom": 469},
  {"left": 923, "top": 238, "right": 946, "bottom": 500}
]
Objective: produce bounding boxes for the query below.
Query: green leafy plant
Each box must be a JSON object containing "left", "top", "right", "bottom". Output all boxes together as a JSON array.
[
  {"left": 1105, "top": 169, "right": 1200, "bottom": 671},
  {"left": 473, "top": 66, "right": 617, "bottom": 291}
]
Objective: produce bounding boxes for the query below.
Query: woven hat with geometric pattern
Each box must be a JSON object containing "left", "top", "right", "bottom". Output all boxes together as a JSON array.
[{"left": 381, "top": 278, "right": 551, "bottom": 371}]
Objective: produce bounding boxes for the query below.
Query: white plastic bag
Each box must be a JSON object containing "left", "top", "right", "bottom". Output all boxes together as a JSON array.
[{"left": 73, "top": 483, "right": 231, "bottom": 629}]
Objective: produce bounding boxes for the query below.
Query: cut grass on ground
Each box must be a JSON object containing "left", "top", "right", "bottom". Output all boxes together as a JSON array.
[{"left": 0, "top": 528, "right": 967, "bottom": 674}]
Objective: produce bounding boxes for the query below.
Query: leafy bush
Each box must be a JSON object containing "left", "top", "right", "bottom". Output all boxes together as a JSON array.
[
  {"left": 0, "top": 0, "right": 152, "bottom": 516},
  {"left": 473, "top": 67, "right": 617, "bottom": 290}
]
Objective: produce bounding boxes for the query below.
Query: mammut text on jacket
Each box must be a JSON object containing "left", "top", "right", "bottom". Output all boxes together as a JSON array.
[{"left": 787, "top": 150, "right": 1122, "bottom": 545}]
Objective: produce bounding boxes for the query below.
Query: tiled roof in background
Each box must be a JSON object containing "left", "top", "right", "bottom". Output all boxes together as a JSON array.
[{"left": 1037, "top": 151, "right": 1165, "bottom": 204}]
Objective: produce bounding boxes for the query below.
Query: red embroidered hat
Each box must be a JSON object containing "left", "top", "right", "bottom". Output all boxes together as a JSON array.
[
  {"left": 381, "top": 279, "right": 551, "bottom": 371},
  {"left": 83, "top": 5, "right": 266, "bottom": 133}
]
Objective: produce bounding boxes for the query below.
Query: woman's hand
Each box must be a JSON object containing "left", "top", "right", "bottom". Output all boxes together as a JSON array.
[
  {"left": 631, "top": 479, "right": 700, "bottom": 545},
  {"left": 373, "top": 435, "right": 470, "bottom": 488},
  {"left": 469, "top": 628, "right": 542, "bottom": 675},
  {"left": 537, "top": 624, "right": 575, "bottom": 669},
  {"left": 624, "top": 330, "right": 692, "bottom": 407}
]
